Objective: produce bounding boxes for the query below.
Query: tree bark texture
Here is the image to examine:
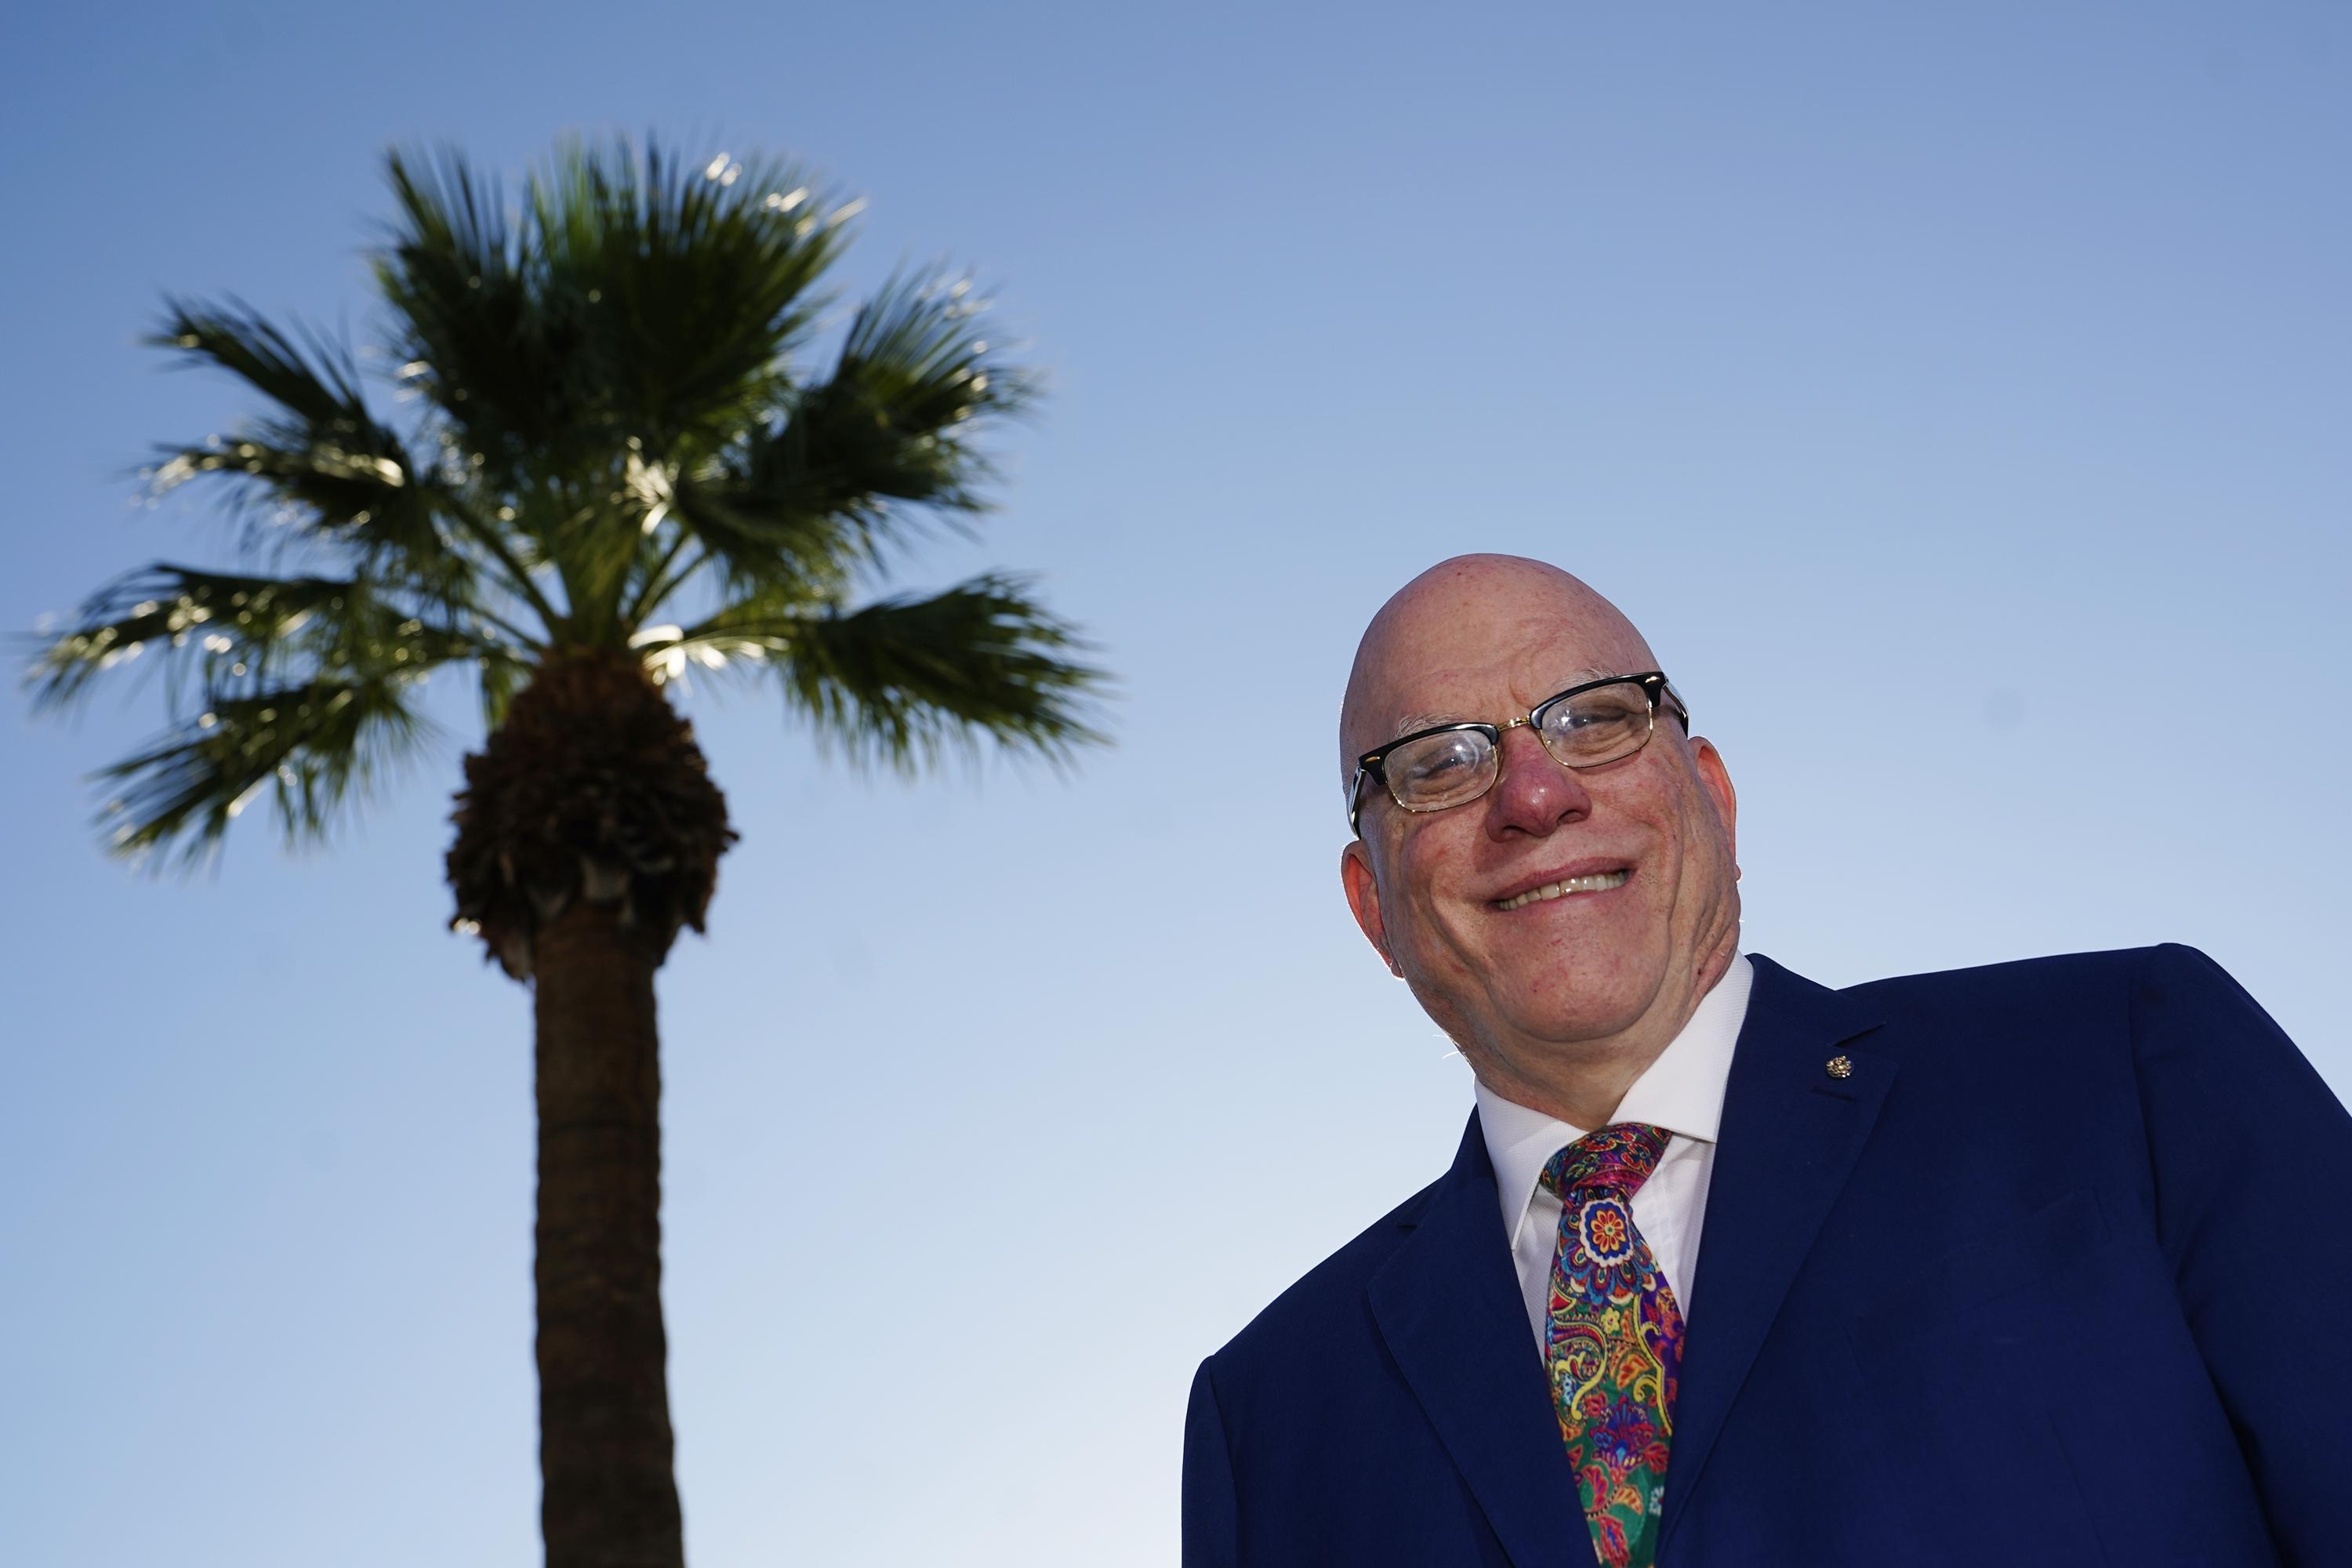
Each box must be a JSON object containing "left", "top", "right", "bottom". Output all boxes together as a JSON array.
[{"left": 533, "top": 899, "right": 685, "bottom": 1568}]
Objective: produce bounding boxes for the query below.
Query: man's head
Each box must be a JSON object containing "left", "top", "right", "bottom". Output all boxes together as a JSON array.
[{"left": 1338, "top": 554, "right": 1741, "bottom": 1113}]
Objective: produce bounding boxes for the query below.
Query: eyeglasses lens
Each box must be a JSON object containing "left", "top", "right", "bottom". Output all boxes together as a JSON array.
[
  {"left": 1384, "top": 728, "right": 1497, "bottom": 813},
  {"left": 1534, "top": 682, "right": 1655, "bottom": 768}
]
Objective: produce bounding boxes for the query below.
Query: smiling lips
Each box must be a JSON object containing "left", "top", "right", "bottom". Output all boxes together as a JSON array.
[{"left": 1494, "top": 869, "right": 1630, "bottom": 910}]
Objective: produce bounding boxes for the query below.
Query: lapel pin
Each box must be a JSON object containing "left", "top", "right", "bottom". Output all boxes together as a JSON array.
[{"left": 1825, "top": 1054, "right": 1853, "bottom": 1080}]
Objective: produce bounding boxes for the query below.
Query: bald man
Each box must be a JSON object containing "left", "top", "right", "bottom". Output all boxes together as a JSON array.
[{"left": 1181, "top": 556, "right": 2352, "bottom": 1568}]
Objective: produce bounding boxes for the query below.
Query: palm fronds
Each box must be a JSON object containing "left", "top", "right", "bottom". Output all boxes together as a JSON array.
[
  {"left": 93, "top": 676, "right": 435, "bottom": 863},
  {"left": 31, "top": 133, "right": 1102, "bottom": 866},
  {"left": 667, "top": 271, "right": 1034, "bottom": 583},
  {"left": 147, "top": 301, "right": 454, "bottom": 576},
  {"left": 636, "top": 573, "right": 1102, "bottom": 769},
  {"left": 31, "top": 562, "right": 518, "bottom": 857}
]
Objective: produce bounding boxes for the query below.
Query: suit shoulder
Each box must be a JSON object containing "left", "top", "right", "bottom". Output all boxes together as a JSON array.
[
  {"left": 1203, "top": 1177, "right": 1439, "bottom": 1372},
  {"left": 1839, "top": 943, "right": 2214, "bottom": 1012}
]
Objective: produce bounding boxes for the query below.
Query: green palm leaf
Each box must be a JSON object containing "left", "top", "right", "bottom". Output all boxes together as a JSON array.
[
  {"left": 661, "top": 270, "right": 1035, "bottom": 604},
  {"left": 93, "top": 676, "right": 435, "bottom": 862},
  {"left": 148, "top": 302, "right": 454, "bottom": 572},
  {"left": 641, "top": 572, "right": 1103, "bottom": 768},
  {"left": 31, "top": 564, "right": 513, "bottom": 706},
  {"left": 34, "top": 563, "right": 509, "bottom": 858}
]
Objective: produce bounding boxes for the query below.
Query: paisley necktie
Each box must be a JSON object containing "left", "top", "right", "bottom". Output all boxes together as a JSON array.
[{"left": 1541, "top": 1122, "right": 1684, "bottom": 1568}]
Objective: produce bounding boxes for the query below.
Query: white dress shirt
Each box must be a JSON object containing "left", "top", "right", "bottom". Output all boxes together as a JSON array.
[{"left": 1475, "top": 954, "right": 1755, "bottom": 1357}]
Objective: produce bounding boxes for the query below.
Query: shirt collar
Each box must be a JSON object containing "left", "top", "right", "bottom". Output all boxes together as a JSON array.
[{"left": 1475, "top": 953, "right": 1754, "bottom": 1247}]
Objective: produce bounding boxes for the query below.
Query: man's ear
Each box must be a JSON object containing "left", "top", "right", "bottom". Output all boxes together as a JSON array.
[
  {"left": 1341, "top": 840, "right": 1403, "bottom": 976},
  {"left": 1691, "top": 735, "right": 1740, "bottom": 877}
]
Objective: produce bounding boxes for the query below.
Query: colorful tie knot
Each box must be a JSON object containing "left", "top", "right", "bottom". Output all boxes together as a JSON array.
[{"left": 1541, "top": 1121, "right": 1669, "bottom": 1203}]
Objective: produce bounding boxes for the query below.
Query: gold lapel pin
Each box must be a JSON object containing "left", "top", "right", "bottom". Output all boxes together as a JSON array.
[{"left": 1825, "top": 1054, "right": 1853, "bottom": 1080}]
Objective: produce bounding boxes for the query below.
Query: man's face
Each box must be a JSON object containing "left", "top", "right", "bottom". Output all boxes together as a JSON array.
[{"left": 1339, "top": 558, "right": 1741, "bottom": 1083}]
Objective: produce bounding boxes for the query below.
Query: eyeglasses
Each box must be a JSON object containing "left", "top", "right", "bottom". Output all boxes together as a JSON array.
[{"left": 1346, "top": 671, "right": 1689, "bottom": 834}]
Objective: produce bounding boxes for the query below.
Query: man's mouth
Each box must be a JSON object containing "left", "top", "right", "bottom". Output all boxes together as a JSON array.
[{"left": 1494, "top": 869, "right": 1630, "bottom": 910}]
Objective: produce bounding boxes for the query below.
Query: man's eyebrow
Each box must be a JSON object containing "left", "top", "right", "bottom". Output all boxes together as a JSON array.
[{"left": 1383, "top": 670, "right": 1621, "bottom": 740}]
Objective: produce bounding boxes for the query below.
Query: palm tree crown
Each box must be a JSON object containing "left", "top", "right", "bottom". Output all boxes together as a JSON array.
[{"left": 34, "top": 137, "right": 1098, "bottom": 890}]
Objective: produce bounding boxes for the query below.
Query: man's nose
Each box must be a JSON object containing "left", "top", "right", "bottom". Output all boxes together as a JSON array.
[{"left": 1486, "top": 724, "right": 1591, "bottom": 837}]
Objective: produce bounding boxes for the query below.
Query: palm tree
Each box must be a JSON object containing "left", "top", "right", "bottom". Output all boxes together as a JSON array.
[{"left": 29, "top": 137, "right": 1102, "bottom": 1568}]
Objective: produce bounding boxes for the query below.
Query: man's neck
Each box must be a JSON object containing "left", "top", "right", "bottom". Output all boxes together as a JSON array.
[{"left": 1473, "top": 1044, "right": 1655, "bottom": 1132}]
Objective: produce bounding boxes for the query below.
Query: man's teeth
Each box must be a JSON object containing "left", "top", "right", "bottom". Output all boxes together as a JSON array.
[{"left": 1498, "top": 871, "right": 1628, "bottom": 910}]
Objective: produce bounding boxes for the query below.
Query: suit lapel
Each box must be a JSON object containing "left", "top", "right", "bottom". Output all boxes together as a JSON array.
[
  {"left": 1658, "top": 954, "right": 1893, "bottom": 1552},
  {"left": 1369, "top": 1114, "right": 1583, "bottom": 1568}
]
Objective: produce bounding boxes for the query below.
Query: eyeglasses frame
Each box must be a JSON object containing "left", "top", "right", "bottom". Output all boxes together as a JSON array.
[{"left": 1345, "top": 670, "right": 1690, "bottom": 835}]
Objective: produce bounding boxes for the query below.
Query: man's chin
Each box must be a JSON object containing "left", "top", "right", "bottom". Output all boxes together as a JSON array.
[{"left": 1488, "top": 980, "right": 1663, "bottom": 1054}]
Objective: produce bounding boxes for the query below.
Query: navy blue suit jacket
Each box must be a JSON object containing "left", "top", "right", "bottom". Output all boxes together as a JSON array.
[{"left": 1182, "top": 946, "right": 2352, "bottom": 1566}]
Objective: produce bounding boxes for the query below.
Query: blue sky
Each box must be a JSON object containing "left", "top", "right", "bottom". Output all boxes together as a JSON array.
[{"left": 4, "top": 2, "right": 2346, "bottom": 1563}]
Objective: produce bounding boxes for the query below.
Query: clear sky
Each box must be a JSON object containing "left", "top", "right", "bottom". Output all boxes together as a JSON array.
[{"left": 4, "top": 2, "right": 2346, "bottom": 1563}]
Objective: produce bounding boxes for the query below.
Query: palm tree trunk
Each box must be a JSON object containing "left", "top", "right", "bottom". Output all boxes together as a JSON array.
[{"left": 532, "top": 898, "right": 686, "bottom": 1568}]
